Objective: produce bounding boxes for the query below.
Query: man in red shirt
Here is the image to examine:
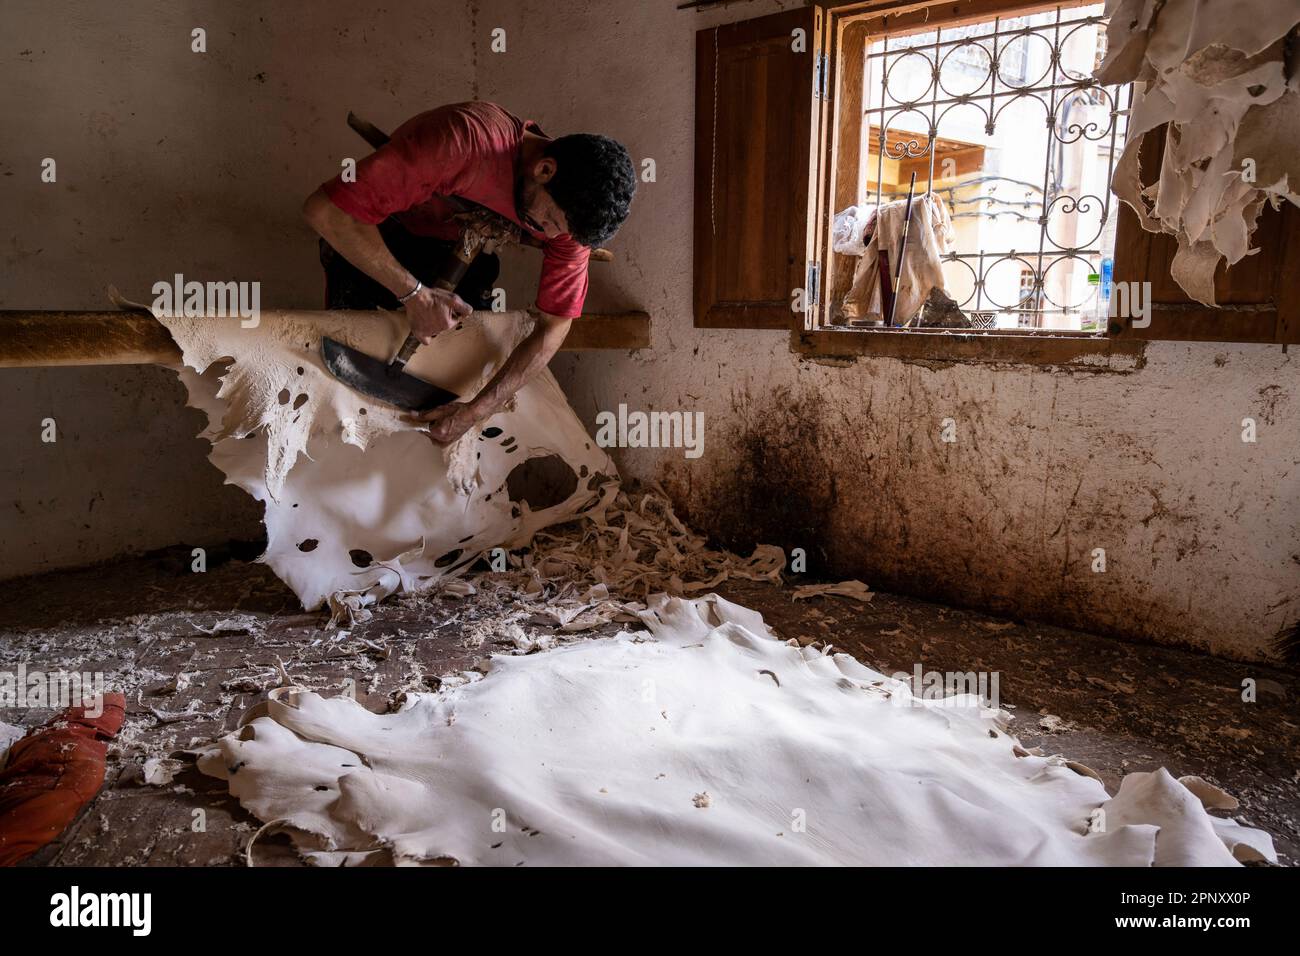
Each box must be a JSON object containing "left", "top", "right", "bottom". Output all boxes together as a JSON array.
[{"left": 303, "top": 101, "right": 635, "bottom": 444}]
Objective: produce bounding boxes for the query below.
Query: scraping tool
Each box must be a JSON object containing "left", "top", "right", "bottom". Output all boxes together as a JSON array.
[{"left": 321, "top": 209, "right": 519, "bottom": 412}]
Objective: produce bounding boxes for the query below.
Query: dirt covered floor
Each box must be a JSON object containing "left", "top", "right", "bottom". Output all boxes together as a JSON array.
[{"left": 1, "top": 544, "right": 1296, "bottom": 866}]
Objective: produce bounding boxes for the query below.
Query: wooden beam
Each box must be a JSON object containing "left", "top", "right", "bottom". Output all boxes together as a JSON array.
[
  {"left": 0, "top": 311, "right": 182, "bottom": 368},
  {"left": 561, "top": 312, "right": 651, "bottom": 349},
  {"left": 0, "top": 310, "right": 651, "bottom": 368}
]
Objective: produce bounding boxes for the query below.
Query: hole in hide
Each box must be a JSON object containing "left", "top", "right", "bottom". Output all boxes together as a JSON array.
[
  {"left": 501, "top": 436, "right": 515, "bottom": 445},
  {"left": 297, "top": 538, "right": 319, "bottom": 552},
  {"left": 579, "top": 465, "right": 589, "bottom": 478},
  {"left": 482, "top": 426, "right": 503, "bottom": 438},
  {"left": 458, "top": 534, "right": 474, "bottom": 543},
  {"left": 506, "top": 454, "right": 578, "bottom": 510},
  {"left": 297, "top": 366, "right": 304, "bottom": 375},
  {"left": 277, "top": 388, "right": 291, "bottom": 405},
  {"left": 349, "top": 548, "right": 374, "bottom": 567},
  {"left": 434, "top": 549, "right": 463, "bottom": 568},
  {"left": 359, "top": 408, "right": 367, "bottom": 415},
  {"left": 293, "top": 393, "right": 308, "bottom": 410}
]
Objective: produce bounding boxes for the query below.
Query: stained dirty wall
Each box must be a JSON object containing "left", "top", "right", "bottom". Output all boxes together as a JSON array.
[
  {"left": 2, "top": 0, "right": 1295, "bottom": 662},
  {"left": 477, "top": 0, "right": 1299, "bottom": 661},
  {"left": 0, "top": 0, "right": 478, "bottom": 578}
]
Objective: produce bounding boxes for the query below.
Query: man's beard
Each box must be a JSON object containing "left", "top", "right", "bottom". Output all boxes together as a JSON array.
[{"left": 515, "top": 180, "right": 543, "bottom": 233}]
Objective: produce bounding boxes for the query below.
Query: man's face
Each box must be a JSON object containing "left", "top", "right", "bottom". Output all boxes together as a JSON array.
[{"left": 517, "top": 157, "right": 569, "bottom": 240}]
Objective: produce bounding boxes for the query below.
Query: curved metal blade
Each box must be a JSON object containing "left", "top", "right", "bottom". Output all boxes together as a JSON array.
[{"left": 321, "top": 337, "right": 458, "bottom": 413}]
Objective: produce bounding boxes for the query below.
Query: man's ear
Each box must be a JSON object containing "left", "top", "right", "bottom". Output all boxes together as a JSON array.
[{"left": 534, "top": 156, "right": 557, "bottom": 184}]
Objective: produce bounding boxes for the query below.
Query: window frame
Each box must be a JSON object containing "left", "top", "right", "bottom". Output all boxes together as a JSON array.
[
  {"left": 802, "top": 0, "right": 1133, "bottom": 362},
  {"left": 691, "top": 0, "right": 1297, "bottom": 357},
  {"left": 692, "top": 6, "right": 825, "bottom": 330},
  {"left": 800, "top": 0, "right": 1299, "bottom": 355}
]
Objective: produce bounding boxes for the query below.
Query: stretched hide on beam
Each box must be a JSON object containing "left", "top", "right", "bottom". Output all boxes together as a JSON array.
[{"left": 157, "top": 307, "right": 615, "bottom": 615}]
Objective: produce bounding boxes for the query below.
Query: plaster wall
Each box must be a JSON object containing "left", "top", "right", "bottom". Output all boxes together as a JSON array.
[
  {"left": 477, "top": 0, "right": 1299, "bottom": 661},
  {"left": 0, "top": 0, "right": 478, "bottom": 577},
  {"left": 2, "top": 0, "right": 1295, "bottom": 661}
]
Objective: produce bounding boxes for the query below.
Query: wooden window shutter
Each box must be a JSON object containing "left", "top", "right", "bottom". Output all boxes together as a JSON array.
[
  {"left": 693, "top": 7, "right": 824, "bottom": 329},
  {"left": 1111, "top": 124, "right": 1300, "bottom": 345}
]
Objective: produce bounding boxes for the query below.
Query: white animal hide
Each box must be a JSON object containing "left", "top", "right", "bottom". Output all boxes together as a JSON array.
[
  {"left": 158, "top": 309, "right": 615, "bottom": 612},
  {"left": 198, "top": 593, "right": 1275, "bottom": 867},
  {"left": 1098, "top": 0, "right": 1300, "bottom": 304}
]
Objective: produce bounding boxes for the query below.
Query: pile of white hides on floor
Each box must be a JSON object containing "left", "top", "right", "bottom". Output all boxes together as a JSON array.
[{"left": 197, "top": 593, "right": 1275, "bottom": 866}]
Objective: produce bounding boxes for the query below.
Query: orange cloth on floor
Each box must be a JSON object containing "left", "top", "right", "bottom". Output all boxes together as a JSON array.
[{"left": 0, "top": 693, "right": 125, "bottom": 866}]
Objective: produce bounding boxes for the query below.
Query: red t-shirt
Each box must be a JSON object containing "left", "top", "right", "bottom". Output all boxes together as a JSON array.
[{"left": 322, "top": 101, "right": 589, "bottom": 319}]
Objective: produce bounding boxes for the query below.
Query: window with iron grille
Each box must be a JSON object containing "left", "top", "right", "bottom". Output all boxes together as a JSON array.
[
  {"left": 826, "top": 3, "right": 1132, "bottom": 333},
  {"left": 694, "top": 2, "right": 1300, "bottom": 347}
]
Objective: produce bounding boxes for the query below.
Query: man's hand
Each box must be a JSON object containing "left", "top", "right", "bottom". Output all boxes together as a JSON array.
[
  {"left": 403, "top": 312, "right": 572, "bottom": 449},
  {"left": 404, "top": 286, "right": 473, "bottom": 344},
  {"left": 407, "top": 401, "right": 480, "bottom": 446}
]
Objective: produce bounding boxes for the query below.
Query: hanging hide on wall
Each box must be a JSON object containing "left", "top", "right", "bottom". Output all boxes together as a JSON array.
[
  {"left": 1097, "top": 0, "right": 1300, "bottom": 304},
  {"left": 156, "top": 307, "right": 615, "bottom": 615}
]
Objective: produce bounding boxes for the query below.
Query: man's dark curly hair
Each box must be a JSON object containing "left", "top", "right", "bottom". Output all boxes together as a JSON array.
[{"left": 543, "top": 134, "right": 636, "bottom": 248}]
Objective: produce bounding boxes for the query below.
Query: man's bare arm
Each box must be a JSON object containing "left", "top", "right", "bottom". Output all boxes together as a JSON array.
[
  {"left": 471, "top": 312, "right": 572, "bottom": 418},
  {"left": 302, "top": 188, "right": 470, "bottom": 340},
  {"left": 412, "top": 311, "right": 573, "bottom": 444}
]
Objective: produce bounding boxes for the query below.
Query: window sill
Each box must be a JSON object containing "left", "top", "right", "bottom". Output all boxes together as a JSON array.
[{"left": 791, "top": 326, "right": 1147, "bottom": 368}]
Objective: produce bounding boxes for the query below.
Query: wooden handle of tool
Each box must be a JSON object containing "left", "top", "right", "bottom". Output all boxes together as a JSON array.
[
  {"left": 393, "top": 228, "right": 485, "bottom": 370},
  {"left": 347, "top": 111, "right": 391, "bottom": 150},
  {"left": 391, "top": 332, "right": 420, "bottom": 370},
  {"left": 436, "top": 252, "right": 475, "bottom": 292},
  {"left": 887, "top": 172, "right": 918, "bottom": 327}
]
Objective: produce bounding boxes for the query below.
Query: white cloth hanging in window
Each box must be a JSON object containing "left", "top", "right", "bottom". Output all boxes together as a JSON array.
[{"left": 842, "top": 193, "right": 954, "bottom": 325}]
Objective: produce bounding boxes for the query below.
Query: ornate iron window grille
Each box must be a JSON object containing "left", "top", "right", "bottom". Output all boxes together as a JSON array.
[{"left": 865, "top": 5, "right": 1132, "bottom": 330}]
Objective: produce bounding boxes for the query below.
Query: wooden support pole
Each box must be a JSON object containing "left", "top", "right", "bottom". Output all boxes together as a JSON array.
[{"left": 0, "top": 310, "right": 651, "bottom": 368}]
